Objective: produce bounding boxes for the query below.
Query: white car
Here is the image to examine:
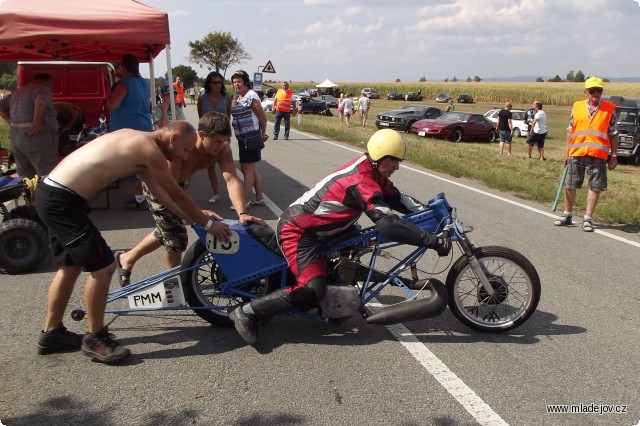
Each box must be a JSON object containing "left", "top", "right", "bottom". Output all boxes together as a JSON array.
[
  {"left": 483, "top": 109, "right": 528, "bottom": 138},
  {"left": 261, "top": 98, "right": 275, "bottom": 111}
]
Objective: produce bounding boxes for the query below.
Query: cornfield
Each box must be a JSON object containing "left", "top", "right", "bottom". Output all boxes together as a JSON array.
[{"left": 291, "top": 81, "right": 640, "bottom": 107}]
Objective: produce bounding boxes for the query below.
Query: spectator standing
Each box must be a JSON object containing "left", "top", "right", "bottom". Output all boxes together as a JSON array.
[
  {"left": 0, "top": 73, "right": 58, "bottom": 178},
  {"left": 189, "top": 86, "right": 196, "bottom": 104},
  {"left": 34, "top": 121, "right": 232, "bottom": 364},
  {"left": 230, "top": 70, "right": 268, "bottom": 208},
  {"left": 524, "top": 102, "right": 537, "bottom": 135},
  {"left": 198, "top": 71, "right": 233, "bottom": 204},
  {"left": 114, "top": 112, "right": 266, "bottom": 286},
  {"left": 272, "top": 81, "right": 294, "bottom": 140},
  {"left": 172, "top": 76, "right": 186, "bottom": 120},
  {"left": 229, "top": 129, "right": 451, "bottom": 347},
  {"left": 342, "top": 95, "right": 354, "bottom": 128},
  {"left": 358, "top": 90, "right": 370, "bottom": 127},
  {"left": 352, "top": 96, "right": 359, "bottom": 119},
  {"left": 107, "top": 53, "right": 153, "bottom": 210},
  {"left": 554, "top": 77, "right": 618, "bottom": 232},
  {"left": 337, "top": 93, "right": 345, "bottom": 125},
  {"left": 497, "top": 101, "right": 514, "bottom": 155},
  {"left": 446, "top": 100, "right": 455, "bottom": 112},
  {"left": 526, "top": 101, "right": 547, "bottom": 161}
]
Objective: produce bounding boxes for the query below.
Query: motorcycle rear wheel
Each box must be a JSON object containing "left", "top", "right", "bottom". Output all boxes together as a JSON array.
[
  {"left": 446, "top": 245, "right": 540, "bottom": 332},
  {"left": 181, "top": 240, "right": 279, "bottom": 326}
]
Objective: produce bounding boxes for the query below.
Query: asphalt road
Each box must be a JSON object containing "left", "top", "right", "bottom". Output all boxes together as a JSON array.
[{"left": 1, "top": 105, "right": 639, "bottom": 426}]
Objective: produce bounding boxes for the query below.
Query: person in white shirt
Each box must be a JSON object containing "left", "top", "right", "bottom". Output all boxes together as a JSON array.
[
  {"left": 358, "top": 90, "right": 370, "bottom": 127},
  {"left": 526, "top": 101, "right": 547, "bottom": 161}
]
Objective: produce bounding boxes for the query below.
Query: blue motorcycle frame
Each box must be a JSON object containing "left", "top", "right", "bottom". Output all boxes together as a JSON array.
[{"left": 72, "top": 193, "right": 541, "bottom": 332}]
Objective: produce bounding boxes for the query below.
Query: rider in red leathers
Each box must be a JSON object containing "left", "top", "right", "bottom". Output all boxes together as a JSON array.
[{"left": 230, "top": 129, "right": 450, "bottom": 346}]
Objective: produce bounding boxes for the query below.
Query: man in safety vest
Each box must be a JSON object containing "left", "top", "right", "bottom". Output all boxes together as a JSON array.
[
  {"left": 272, "top": 81, "right": 294, "bottom": 140},
  {"left": 554, "top": 77, "right": 618, "bottom": 232}
]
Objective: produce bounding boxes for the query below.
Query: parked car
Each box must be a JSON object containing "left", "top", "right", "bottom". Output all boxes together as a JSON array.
[
  {"left": 362, "top": 88, "right": 380, "bottom": 99},
  {"left": 606, "top": 95, "right": 640, "bottom": 164},
  {"left": 319, "top": 94, "right": 338, "bottom": 108},
  {"left": 483, "top": 109, "right": 529, "bottom": 138},
  {"left": 296, "top": 95, "right": 327, "bottom": 114},
  {"left": 261, "top": 97, "right": 275, "bottom": 111},
  {"left": 387, "top": 91, "right": 404, "bottom": 100},
  {"left": 457, "top": 93, "right": 474, "bottom": 103},
  {"left": 307, "top": 88, "right": 319, "bottom": 97},
  {"left": 404, "top": 91, "right": 424, "bottom": 101},
  {"left": 411, "top": 112, "right": 497, "bottom": 142},
  {"left": 435, "top": 92, "right": 453, "bottom": 103},
  {"left": 376, "top": 105, "right": 443, "bottom": 132}
]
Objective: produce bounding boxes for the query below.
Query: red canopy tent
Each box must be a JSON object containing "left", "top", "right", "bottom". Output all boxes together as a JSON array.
[
  {"left": 0, "top": 0, "right": 170, "bottom": 62},
  {"left": 0, "top": 0, "right": 175, "bottom": 111}
]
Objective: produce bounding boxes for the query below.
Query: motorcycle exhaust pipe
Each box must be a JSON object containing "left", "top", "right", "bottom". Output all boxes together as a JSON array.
[{"left": 365, "top": 279, "right": 448, "bottom": 325}]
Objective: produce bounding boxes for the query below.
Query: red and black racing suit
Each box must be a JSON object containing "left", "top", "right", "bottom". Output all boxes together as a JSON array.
[{"left": 276, "top": 154, "right": 435, "bottom": 301}]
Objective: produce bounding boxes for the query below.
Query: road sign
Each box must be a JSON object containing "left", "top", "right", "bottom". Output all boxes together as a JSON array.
[
  {"left": 253, "top": 72, "right": 263, "bottom": 91},
  {"left": 262, "top": 60, "right": 276, "bottom": 73}
]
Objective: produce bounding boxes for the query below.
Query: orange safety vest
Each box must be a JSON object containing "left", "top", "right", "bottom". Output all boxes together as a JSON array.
[
  {"left": 173, "top": 83, "right": 185, "bottom": 104},
  {"left": 274, "top": 89, "right": 293, "bottom": 113},
  {"left": 567, "top": 100, "right": 615, "bottom": 160}
]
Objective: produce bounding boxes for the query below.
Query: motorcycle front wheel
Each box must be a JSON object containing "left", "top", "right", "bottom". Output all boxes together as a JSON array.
[
  {"left": 181, "top": 240, "right": 279, "bottom": 327},
  {"left": 446, "top": 245, "right": 540, "bottom": 332}
]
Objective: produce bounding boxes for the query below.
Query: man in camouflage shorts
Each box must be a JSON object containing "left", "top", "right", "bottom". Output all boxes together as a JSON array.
[{"left": 114, "top": 112, "right": 266, "bottom": 286}]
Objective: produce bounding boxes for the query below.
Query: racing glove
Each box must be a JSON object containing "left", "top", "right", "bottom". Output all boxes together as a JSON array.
[{"left": 421, "top": 232, "right": 451, "bottom": 257}]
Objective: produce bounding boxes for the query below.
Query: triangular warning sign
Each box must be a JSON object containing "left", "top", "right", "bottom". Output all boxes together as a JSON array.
[{"left": 262, "top": 60, "right": 276, "bottom": 73}]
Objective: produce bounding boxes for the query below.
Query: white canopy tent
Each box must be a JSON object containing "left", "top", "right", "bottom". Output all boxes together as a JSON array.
[{"left": 315, "top": 79, "right": 339, "bottom": 88}]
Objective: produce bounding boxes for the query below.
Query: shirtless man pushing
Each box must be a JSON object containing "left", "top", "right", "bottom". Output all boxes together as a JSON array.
[{"left": 34, "top": 120, "right": 230, "bottom": 364}]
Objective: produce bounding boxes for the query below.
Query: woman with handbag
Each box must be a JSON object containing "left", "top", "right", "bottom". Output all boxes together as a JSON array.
[{"left": 230, "top": 70, "right": 268, "bottom": 208}]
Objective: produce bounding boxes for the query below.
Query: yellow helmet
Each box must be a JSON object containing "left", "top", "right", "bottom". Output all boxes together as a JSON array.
[
  {"left": 585, "top": 77, "right": 604, "bottom": 89},
  {"left": 367, "top": 129, "right": 406, "bottom": 162}
]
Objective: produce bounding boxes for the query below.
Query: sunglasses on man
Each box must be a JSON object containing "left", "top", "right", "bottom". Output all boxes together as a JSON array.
[{"left": 587, "top": 88, "right": 603, "bottom": 94}]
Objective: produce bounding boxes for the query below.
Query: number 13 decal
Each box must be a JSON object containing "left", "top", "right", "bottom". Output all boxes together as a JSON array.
[{"left": 205, "top": 230, "right": 240, "bottom": 254}]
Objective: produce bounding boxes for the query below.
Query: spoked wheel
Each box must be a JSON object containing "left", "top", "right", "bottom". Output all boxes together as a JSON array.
[
  {"left": 180, "top": 241, "right": 278, "bottom": 326},
  {"left": 0, "top": 218, "right": 49, "bottom": 274},
  {"left": 445, "top": 246, "right": 540, "bottom": 332}
]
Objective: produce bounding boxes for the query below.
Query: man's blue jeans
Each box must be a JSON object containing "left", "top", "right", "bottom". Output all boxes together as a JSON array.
[{"left": 273, "top": 111, "right": 291, "bottom": 138}]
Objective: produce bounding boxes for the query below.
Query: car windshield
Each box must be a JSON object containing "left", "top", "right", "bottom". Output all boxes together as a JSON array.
[
  {"left": 440, "top": 112, "right": 470, "bottom": 121},
  {"left": 512, "top": 112, "right": 525, "bottom": 120},
  {"left": 618, "top": 110, "right": 638, "bottom": 124}
]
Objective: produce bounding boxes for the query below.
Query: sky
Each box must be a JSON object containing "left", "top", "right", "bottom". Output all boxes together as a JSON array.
[{"left": 141, "top": 0, "right": 640, "bottom": 83}]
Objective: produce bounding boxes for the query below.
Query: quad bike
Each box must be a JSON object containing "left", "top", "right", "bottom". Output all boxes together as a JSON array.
[
  {"left": 0, "top": 175, "right": 49, "bottom": 274},
  {"left": 72, "top": 192, "right": 541, "bottom": 333}
]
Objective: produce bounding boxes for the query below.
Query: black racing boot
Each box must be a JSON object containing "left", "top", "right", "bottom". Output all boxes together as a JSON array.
[
  {"left": 251, "top": 289, "right": 296, "bottom": 323},
  {"left": 229, "top": 290, "right": 296, "bottom": 346}
]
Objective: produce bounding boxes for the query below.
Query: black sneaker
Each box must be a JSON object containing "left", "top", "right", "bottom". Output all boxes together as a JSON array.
[
  {"left": 81, "top": 327, "right": 131, "bottom": 364},
  {"left": 123, "top": 199, "right": 148, "bottom": 211},
  {"left": 273, "top": 135, "right": 279, "bottom": 140},
  {"left": 229, "top": 306, "right": 258, "bottom": 346},
  {"left": 37, "top": 324, "right": 82, "bottom": 355}
]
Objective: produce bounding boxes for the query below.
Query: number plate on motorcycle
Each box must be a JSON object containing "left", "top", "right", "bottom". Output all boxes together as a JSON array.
[{"left": 205, "top": 230, "right": 240, "bottom": 254}]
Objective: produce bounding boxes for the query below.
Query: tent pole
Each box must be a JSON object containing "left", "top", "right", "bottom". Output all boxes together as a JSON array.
[
  {"left": 165, "top": 44, "right": 175, "bottom": 121},
  {"left": 148, "top": 50, "right": 156, "bottom": 118}
]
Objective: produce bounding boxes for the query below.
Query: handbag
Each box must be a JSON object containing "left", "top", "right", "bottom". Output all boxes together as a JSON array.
[{"left": 238, "top": 129, "right": 264, "bottom": 151}]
